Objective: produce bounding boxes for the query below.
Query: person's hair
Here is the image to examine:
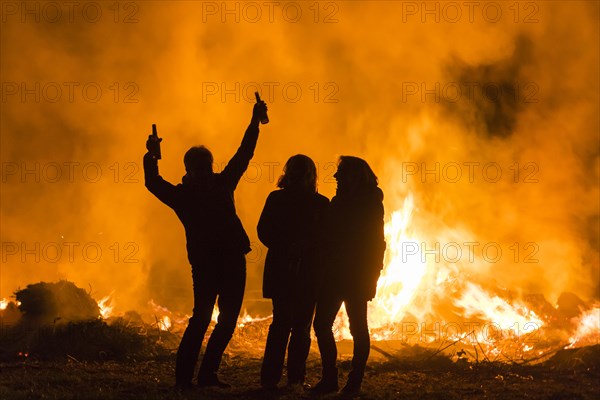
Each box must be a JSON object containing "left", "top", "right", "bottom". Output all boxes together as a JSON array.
[
  {"left": 184, "top": 146, "right": 213, "bottom": 174},
  {"left": 277, "top": 154, "right": 317, "bottom": 193},
  {"left": 338, "top": 155, "right": 378, "bottom": 188}
]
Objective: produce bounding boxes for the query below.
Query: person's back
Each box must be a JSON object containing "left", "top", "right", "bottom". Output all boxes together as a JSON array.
[
  {"left": 146, "top": 155, "right": 254, "bottom": 263},
  {"left": 259, "top": 187, "right": 329, "bottom": 299},
  {"left": 323, "top": 185, "right": 385, "bottom": 299},
  {"left": 258, "top": 154, "right": 329, "bottom": 389},
  {"left": 312, "top": 155, "right": 385, "bottom": 396}
]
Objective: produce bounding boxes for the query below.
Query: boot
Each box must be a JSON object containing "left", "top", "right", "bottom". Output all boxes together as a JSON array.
[
  {"left": 341, "top": 370, "right": 363, "bottom": 396},
  {"left": 310, "top": 367, "right": 338, "bottom": 395},
  {"left": 197, "top": 373, "right": 231, "bottom": 388}
]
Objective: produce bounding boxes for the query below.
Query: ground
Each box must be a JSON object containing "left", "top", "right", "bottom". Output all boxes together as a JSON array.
[{"left": 1, "top": 349, "right": 598, "bottom": 400}]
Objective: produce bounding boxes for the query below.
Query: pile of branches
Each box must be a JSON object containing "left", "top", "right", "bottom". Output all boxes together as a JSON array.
[
  {"left": 0, "top": 281, "right": 178, "bottom": 362},
  {"left": 15, "top": 280, "right": 100, "bottom": 324}
]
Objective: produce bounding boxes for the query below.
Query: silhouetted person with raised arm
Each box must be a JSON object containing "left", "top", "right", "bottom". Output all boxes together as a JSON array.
[
  {"left": 312, "top": 156, "right": 386, "bottom": 396},
  {"left": 143, "top": 100, "right": 268, "bottom": 390},
  {"left": 258, "top": 155, "right": 329, "bottom": 390}
]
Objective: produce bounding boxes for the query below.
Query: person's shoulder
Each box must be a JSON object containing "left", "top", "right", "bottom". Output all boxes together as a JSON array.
[
  {"left": 266, "top": 189, "right": 286, "bottom": 200},
  {"left": 269, "top": 189, "right": 285, "bottom": 196},
  {"left": 315, "top": 193, "right": 330, "bottom": 204}
]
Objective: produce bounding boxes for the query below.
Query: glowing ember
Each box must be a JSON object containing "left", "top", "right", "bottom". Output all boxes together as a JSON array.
[
  {"left": 0, "top": 298, "right": 8, "bottom": 310},
  {"left": 97, "top": 295, "right": 114, "bottom": 319},
  {"left": 159, "top": 315, "right": 172, "bottom": 331},
  {"left": 237, "top": 310, "right": 271, "bottom": 327}
]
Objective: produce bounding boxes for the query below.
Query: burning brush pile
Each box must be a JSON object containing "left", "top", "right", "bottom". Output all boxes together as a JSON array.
[
  {"left": 1, "top": 274, "right": 598, "bottom": 368},
  {"left": 329, "top": 194, "right": 600, "bottom": 367},
  {"left": 1, "top": 198, "right": 599, "bottom": 366},
  {"left": 0, "top": 281, "right": 183, "bottom": 362}
]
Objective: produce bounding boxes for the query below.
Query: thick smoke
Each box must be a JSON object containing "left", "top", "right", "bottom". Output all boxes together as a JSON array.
[{"left": 1, "top": 1, "right": 598, "bottom": 316}]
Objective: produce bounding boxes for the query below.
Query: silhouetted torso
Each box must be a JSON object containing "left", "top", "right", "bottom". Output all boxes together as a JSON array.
[
  {"left": 321, "top": 186, "right": 385, "bottom": 300},
  {"left": 258, "top": 188, "right": 329, "bottom": 298},
  {"left": 144, "top": 125, "right": 259, "bottom": 263}
]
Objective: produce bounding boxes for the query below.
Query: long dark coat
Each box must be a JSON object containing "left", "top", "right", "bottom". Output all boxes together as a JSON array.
[
  {"left": 258, "top": 189, "right": 329, "bottom": 299},
  {"left": 321, "top": 187, "right": 386, "bottom": 300}
]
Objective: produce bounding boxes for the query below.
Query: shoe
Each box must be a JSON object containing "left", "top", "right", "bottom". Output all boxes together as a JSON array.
[
  {"left": 340, "top": 379, "right": 361, "bottom": 397},
  {"left": 287, "top": 379, "right": 310, "bottom": 387},
  {"left": 309, "top": 378, "right": 339, "bottom": 395},
  {"left": 174, "top": 382, "right": 196, "bottom": 392},
  {"left": 261, "top": 382, "right": 278, "bottom": 391},
  {"left": 286, "top": 381, "right": 311, "bottom": 392},
  {"left": 197, "top": 374, "right": 231, "bottom": 388}
]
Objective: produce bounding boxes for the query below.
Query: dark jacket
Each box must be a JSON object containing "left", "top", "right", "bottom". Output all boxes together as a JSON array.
[
  {"left": 321, "top": 186, "right": 386, "bottom": 300},
  {"left": 258, "top": 189, "right": 330, "bottom": 299},
  {"left": 144, "top": 124, "right": 259, "bottom": 265}
]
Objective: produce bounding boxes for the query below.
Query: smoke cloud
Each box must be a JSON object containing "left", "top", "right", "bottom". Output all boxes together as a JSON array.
[{"left": 1, "top": 1, "right": 598, "bottom": 316}]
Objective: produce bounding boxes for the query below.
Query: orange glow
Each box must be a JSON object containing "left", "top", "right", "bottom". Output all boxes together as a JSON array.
[
  {"left": 97, "top": 294, "right": 114, "bottom": 319},
  {"left": 567, "top": 306, "right": 600, "bottom": 349}
]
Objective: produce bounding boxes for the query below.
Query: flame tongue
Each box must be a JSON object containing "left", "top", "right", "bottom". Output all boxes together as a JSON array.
[
  {"left": 370, "top": 194, "right": 428, "bottom": 323},
  {"left": 568, "top": 306, "right": 600, "bottom": 348},
  {"left": 333, "top": 192, "right": 549, "bottom": 346},
  {"left": 455, "top": 282, "right": 544, "bottom": 331},
  {"left": 97, "top": 294, "right": 114, "bottom": 319}
]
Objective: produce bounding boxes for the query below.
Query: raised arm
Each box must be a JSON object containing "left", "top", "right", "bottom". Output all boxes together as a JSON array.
[
  {"left": 221, "top": 101, "right": 268, "bottom": 190},
  {"left": 143, "top": 152, "right": 178, "bottom": 208}
]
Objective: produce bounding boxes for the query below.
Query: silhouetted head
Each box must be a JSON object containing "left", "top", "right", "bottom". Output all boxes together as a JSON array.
[
  {"left": 277, "top": 154, "right": 318, "bottom": 193},
  {"left": 183, "top": 146, "right": 213, "bottom": 184},
  {"left": 334, "top": 156, "right": 378, "bottom": 195}
]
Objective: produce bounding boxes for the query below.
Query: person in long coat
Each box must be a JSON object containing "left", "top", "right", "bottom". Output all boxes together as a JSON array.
[
  {"left": 258, "top": 154, "right": 329, "bottom": 389},
  {"left": 312, "top": 156, "right": 386, "bottom": 396}
]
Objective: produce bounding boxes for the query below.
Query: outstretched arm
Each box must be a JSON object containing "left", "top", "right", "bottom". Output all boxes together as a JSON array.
[
  {"left": 143, "top": 151, "right": 178, "bottom": 208},
  {"left": 221, "top": 101, "right": 268, "bottom": 190}
]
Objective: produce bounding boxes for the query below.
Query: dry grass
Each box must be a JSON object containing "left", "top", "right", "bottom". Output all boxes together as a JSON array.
[{"left": 0, "top": 347, "right": 598, "bottom": 400}]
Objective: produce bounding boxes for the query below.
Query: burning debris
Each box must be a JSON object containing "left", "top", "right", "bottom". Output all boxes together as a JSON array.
[
  {"left": 15, "top": 280, "right": 100, "bottom": 324},
  {"left": 0, "top": 281, "right": 182, "bottom": 362}
]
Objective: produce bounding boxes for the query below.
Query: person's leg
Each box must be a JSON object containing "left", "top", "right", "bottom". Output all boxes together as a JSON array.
[
  {"left": 197, "top": 252, "right": 246, "bottom": 385},
  {"left": 312, "top": 296, "right": 343, "bottom": 393},
  {"left": 175, "top": 265, "right": 218, "bottom": 387},
  {"left": 286, "top": 295, "right": 316, "bottom": 385},
  {"left": 260, "top": 296, "right": 293, "bottom": 388},
  {"left": 343, "top": 297, "right": 370, "bottom": 393}
]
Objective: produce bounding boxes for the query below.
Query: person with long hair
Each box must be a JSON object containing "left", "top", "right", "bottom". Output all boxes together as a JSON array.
[
  {"left": 312, "top": 156, "right": 386, "bottom": 396},
  {"left": 258, "top": 154, "right": 329, "bottom": 390}
]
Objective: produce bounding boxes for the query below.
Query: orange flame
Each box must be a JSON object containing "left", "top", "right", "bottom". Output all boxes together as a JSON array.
[
  {"left": 97, "top": 294, "right": 114, "bottom": 319},
  {"left": 333, "top": 192, "right": 545, "bottom": 343},
  {"left": 567, "top": 306, "right": 600, "bottom": 348}
]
